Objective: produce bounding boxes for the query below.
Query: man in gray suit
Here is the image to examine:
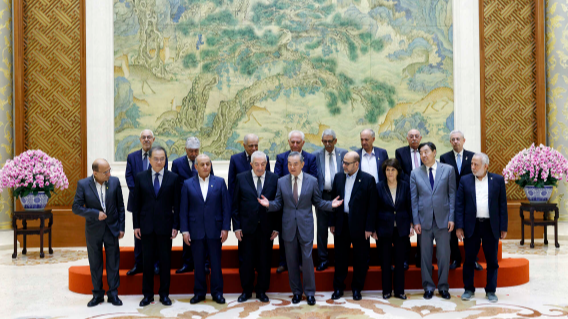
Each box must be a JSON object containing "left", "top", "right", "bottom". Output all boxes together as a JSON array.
[
  {"left": 313, "top": 129, "right": 347, "bottom": 271},
  {"left": 410, "top": 142, "right": 456, "bottom": 300},
  {"left": 259, "top": 151, "right": 343, "bottom": 306}
]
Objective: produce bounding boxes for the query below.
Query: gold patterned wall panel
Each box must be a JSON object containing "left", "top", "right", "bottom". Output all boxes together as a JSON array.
[{"left": 483, "top": 0, "right": 538, "bottom": 200}]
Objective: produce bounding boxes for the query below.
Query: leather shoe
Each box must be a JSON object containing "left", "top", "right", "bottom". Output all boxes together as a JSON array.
[
  {"left": 449, "top": 260, "right": 461, "bottom": 270},
  {"left": 439, "top": 290, "right": 451, "bottom": 299},
  {"left": 331, "top": 290, "right": 343, "bottom": 300},
  {"left": 126, "top": 265, "right": 143, "bottom": 276},
  {"left": 238, "top": 292, "right": 252, "bottom": 302},
  {"left": 256, "top": 292, "right": 269, "bottom": 302},
  {"left": 159, "top": 296, "right": 172, "bottom": 306},
  {"left": 403, "top": 261, "right": 409, "bottom": 271},
  {"left": 423, "top": 291, "right": 434, "bottom": 299},
  {"left": 139, "top": 296, "right": 154, "bottom": 307},
  {"left": 394, "top": 293, "right": 407, "bottom": 300},
  {"left": 107, "top": 296, "right": 123, "bottom": 306},
  {"left": 475, "top": 261, "right": 484, "bottom": 271},
  {"left": 291, "top": 294, "right": 302, "bottom": 304},
  {"left": 176, "top": 264, "right": 194, "bottom": 274},
  {"left": 277, "top": 265, "right": 287, "bottom": 274},
  {"left": 307, "top": 295, "right": 316, "bottom": 306},
  {"left": 212, "top": 294, "right": 225, "bottom": 304},
  {"left": 353, "top": 290, "right": 362, "bottom": 300},
  {"left": 382, "top": 293, "right": 391, "bottom": 299},
  {"left": 316, "top": 261, "right": 329, "bottom": 271},
  {"left": 87, "top": 296, "right": 104, "bottom": 307},
  {"left": 415, "top": 261, "right": 421, "bottom": 268},
  {"left": 190, "top": 295, "right": 205, "bottom": 304}
]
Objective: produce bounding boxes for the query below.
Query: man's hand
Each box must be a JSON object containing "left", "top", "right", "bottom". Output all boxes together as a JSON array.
[
  {"left": 414, "top": 224, "right": 422, "bottom": 235},
  {"left": 409, "top": 225, "right": 415, "bottom": 237},
  {"left": 365, "top": 231, "right": 372, "bottom": 240},
  {"left": 500, "top": 231, "right": 507, "bottom": 239},
  {"left": 257, "top": 195, "right": 269, "bottom": 207},
  {"left": 171, "top": 229, "right": 178, "bottom": 239},
  {"left": 183, "top": 233, "right": 191, "bottom": 246},
  {"left": 456, "top": 228, "right": 465, "bottom": 241},
  {"left": 372, "top": 232, "right": 378, "bottom": 240},
  {"left": 118, "top": 231, "right": 125, "bottom": 239},
  {"left": 270, "top": 231, "right": 278, "bottom": 240},
  {"left": 448, "top": 221, "right": 455, "bottom": 232},
  {"left": 330, "top": 226, "right": 335, "bottom": 235},
  {"left": 98, "top": 212, "right": 107, "bottom": 221},
  {"left": 331, "top": 196, "right": 344, "bottom": 208},
  {"left": 220, "top": 230, "right": 228, "bottom": 243},
  {"left": 134, "top": 228, "right": 141, "bottom": 240},
  {"left": 235, "top": 230, "right": 243, "bottom": 242}
]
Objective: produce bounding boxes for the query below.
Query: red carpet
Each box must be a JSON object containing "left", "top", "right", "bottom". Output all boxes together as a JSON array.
[{"left": 69, "top": 241, "right": 529, "bottom": 295}]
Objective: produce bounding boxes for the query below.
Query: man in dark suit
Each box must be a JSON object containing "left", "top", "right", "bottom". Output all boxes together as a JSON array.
[
  {"left": 228, "top": 133, "right": 271, "bottom": 200},
  {"left": 72, "top": 159, "right": 125, "bottom": 307},
  {"left": 180, "top": 154, "right": 231, "bottom": 305},
  {"left": 132, "top": 146, "right": 180, "bottom": 307},
  {"left": 439, "top": 130, "right": 481, "bottom": 271},
  {"left": 273, "top": 130, "right": 318, "bottom": 273},
  {"left": 171, "top": 136, "right": 214, "bottom": 274},
  {"left": 125, "top": 129, "right": 168, "bottom": 276},
  {"left": 313, "top": 129, "right": 347, "bottom": 271},
  {"left": 456, "top": 153, "right": 508, "bottom": 303},
  {"left": 329, "top": 151, "right": 377, "bottom": 300},
  {"left": 232, "top": 151, "right": 279, "bottom": 303},
  {"left": 357, "top": 129, "right": 388, "bottom": 184}
]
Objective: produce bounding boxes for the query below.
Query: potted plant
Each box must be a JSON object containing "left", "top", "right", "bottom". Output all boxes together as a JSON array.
[
  {"left": 0, "top": 150, "right": 69, "bottom": 210},
  {"left": 502, "top": 144, "right": 568, "bottom": 204}
]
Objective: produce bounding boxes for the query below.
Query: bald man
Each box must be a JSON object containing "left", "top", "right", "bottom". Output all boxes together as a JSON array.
[{"left": 72, "top": 159, "right": 125, "bottom": 307}]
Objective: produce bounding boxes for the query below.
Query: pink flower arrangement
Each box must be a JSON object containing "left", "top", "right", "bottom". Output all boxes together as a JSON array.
[
  {"left": 502, "top": 144, "right": 568, "bottom": 187},
  {"left": 0, "top": 150, "right": 69, "bottom": 198}
]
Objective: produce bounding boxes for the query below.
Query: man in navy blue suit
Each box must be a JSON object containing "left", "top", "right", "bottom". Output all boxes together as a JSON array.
[
  {"left": 357, "top": 129, "right": 389, "bottom": 184},
  {"left": 273, "top": 130, "right": 318, "bottom": 273},
  {"left": 180, "top": 154, "right": 231, "bottom": 305},
  {"left": 456, "top": 153, "right": 507, "bottom": 303},
  {"left": 171, "top": 136, "right": 214, "bottom": 274},
  {"left": 228, "top": 133, "right": 271, "bottom": 200},
  {"left": 125, "top": 129, "right": 168, "bottom": 276}
]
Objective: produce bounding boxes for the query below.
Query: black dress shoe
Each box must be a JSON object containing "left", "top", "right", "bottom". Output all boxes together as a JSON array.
[
  {"left": 190, "top": 295, "right": 205, "bottom": 304},
  {"left": 126, "top": 265, "right": 143, "bottom": 276},
  {"left": 449, "top": 260, "right": 461, "bottom": 270},
  {"left": 307, "top": 295, "right": 316, "bottom": 305},
  {"left": 107, "top": 296, "right": 123, "bottom": 306},
  {"left": 256, "top": 292, "right": 270, "bottom": 302},
  {"left": 316, "top": 261, "right": 329, "bottom": 271},
  {"left": 139, "top": 296, "right": 154, "bottom": 307},
  {"left": 475, "top": 261, "right": 484, "bottom": 271},
  {"left": 238, "top": 292, "right": 252, "bottom": 302},
  {"left": 291, "top": 294, "right": 302, "bottom": 304},
  {"left": 415, "top": 261, "right": 421, "bottom": 268},
  {"left": 159, "top": 296, "right": 172, "bottom": 306},
  {"left": 176, "top": 264, "right": 194, "bottom": 274},
  {"left": 403, "top": 261, "right": 409, "bottom": 271},
  {"left": 87, "top": 296, "right": 104, "bottom": 307},
  {"left": 331, "top": 290, "right": 343, "bottom": 300},
  {"left": 423, "top": 291, "right": 434, "bottom": 299},
  {"left": 394, "top": 293, "right": 407, "bottom": 300},
  {"left": 353, "top": 290, "right": 362, "bottom": 300},
  {"left": 383, "top": 292, "right": 391, "bottom": 299},
  {"left": 439, "top": 290, "right": 451, "bottom": 299},
  {"left": 277, "top": 265, "right": 287, "bottom": 273},
  {"left": 212, "top": 294, "right": 225, "bottom": 304},
  {"left": 154, "top": 265, "right": 160, "bottom": 275}
]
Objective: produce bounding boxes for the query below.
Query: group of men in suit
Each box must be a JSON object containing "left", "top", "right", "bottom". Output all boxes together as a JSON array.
[{"left": 72, "top": 126, "right": 508, "bottom": 307}]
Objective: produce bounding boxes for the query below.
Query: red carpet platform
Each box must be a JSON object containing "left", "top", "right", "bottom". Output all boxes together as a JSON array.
[{"left": 69, "top": 241, "right": 529, "bottom": 295}]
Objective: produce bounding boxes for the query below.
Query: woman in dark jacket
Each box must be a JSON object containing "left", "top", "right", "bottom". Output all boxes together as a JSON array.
[{"left": 373, "top": 158, "right": 414, "bottom": 299}]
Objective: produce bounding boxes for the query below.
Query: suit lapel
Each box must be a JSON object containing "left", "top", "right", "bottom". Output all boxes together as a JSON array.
[
  {"left": 448, "top": 153, "right": 458, "bottom": 173},
  {"left": 246, "top": 172, "right": 256, "bottom": 194},
  {"left": 136, "top": 150, "right": 144, "bottom": 173},
  {"left": 487, "top": 173, "right": 493, "bottom": 209},
  {"left": 421, "top": 166, "right": 432, "bottom": 193},
  {"left": 88, "top": 176, "right": 103, "bottom": 210},
  {"left": 156, "top": 171, "right": 169, "bottom": 198},
  {"left": 350, "top": 171, "right": 362, "bottom": 206},
  {"left": 318, "top": 151, "right": 325, "bottom": 174},
  {"left": 433, "top": 163, "right": 443, "bottom": 193},
  {"left": 472, "top": 176, "right": 477, "bottom": 208},
  {"left": 206, "top": 176, "right": 215, "bottom": 203},
  {"left": 394, "top": 181, "right": 402, "bottom": 208},
  {"left": 192, "top": 176, "right": 204, "bottom": 203},
  {"left": 335, "top": 150, "right": 343, "bottom": 172}
]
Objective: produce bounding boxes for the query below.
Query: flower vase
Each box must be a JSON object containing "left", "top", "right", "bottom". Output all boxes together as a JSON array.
[
  {"left": 19, "top": 191, "right": 49, "bottom": 210},
  {"left": 523, "top": 185, "right": 553, "bottom": 204}
]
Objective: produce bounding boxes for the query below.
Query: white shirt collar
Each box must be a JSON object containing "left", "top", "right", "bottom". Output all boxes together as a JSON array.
[
  {"left": 252, "top": 170, "right": 266, "bottom": 180},
  {"left": 199, "top": 174, "right": 210, "bottom": 183},
  {"left": 327, "top": 148, "right": 335, "bottom": 156},
  {"left": 346, "top": 169, "right": 359, "bottom": 178},
  {"left": 152, "top": 167, "right": 165, "bottom": 176},
  {"left": 475, "top": 173, "right": 488, "bottom": 182},
  {"left": 291, "top": 171, "right": 303, "bottom": 181},
  {"left": 363, "top": 148, "right": 375, "bottom": 156},
  {"left": 453, "top": 150, "right": 464, "bottom": 158},
  {"left": 426, "top": 161, "right": 438, "bottom": 170},
  {"left": 93, "top": 176, "right": 104, "bottom": 187}
]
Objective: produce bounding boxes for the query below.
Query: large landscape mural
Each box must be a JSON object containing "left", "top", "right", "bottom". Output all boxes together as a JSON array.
[{"left": 114, "top": 0, "right": 454, "bottom": 161}]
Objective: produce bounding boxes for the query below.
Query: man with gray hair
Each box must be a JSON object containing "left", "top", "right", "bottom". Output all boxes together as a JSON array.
[
  {"left": 357, "top": 128, "right": 389, "bottom": 184},
  {"left": 455, "top": 153, "right": 508, "bottom": 303},
  {"left": 228, "top": 133, "right": 271, "bottom": 202},
  {"left": 313, "top": 129, "right": 347, "bottom": 271}
]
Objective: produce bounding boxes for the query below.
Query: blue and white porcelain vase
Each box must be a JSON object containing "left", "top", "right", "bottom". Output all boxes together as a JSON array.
[
  {"left": 523, "top": 185, "right": 553, "bottom": 204},
  {"left": 19, "top": 191, "right": 49, "bottom": 210}
]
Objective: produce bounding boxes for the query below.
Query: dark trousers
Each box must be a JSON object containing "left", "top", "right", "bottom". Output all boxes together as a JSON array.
[
  {"left": 239, "top": 225, "right": 274, "bottom": 294},
  {"left": 182, "top": 240, "right": 210, "bottom": 268},
  {"left": 192, "top": 238, "right": 223, "bottom": 296},
  {"left": 464, "top": 219, "right": 499, "bottom": 293},
  {"left": 141, "top": 233, "right": 172, "bottom": 298},
  {"left": 380, "top": 227, "right": 407, "bottom": 295},
  {"left": 450, "top": 228, "right": 463, "bottom": 264},
  {"left": 316, "top": 191, "right": 333, "bottom": 264},
  {"left": 135, "top": 233, "right": 160, "bottom": 269},
  {"left": 333, "top": 215, "right": 369, "bottom": 292},
  {"left": 86, "top": 225, "right": 120, "bottom": 298}
]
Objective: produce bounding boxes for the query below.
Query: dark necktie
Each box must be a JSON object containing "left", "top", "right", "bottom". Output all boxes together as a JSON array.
[
  {"left": 143, "top": 152, "right": 148, "bottom": 170},
  {"left": 191, "top": 159, "right": 197, "bottom": 173},
  {"left": 429, "top": 167, "right": 434, "bottom": 190},
  {"left": 154, "top": 173, "right": 160, "bottom": 196},
  {"left": 247, "top": 154, "right": 251, "bottom": 164},
  {"left": 256, "top": 176, "right": 262, "bottom": 198},
  {"left": 293, "top": 176, "right": 298, "bottom": 205}
]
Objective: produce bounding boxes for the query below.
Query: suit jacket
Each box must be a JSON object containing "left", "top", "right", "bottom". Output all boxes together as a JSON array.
[
  {"left": 356, "top": 147, "right": 389, "bottom": 183},
  {"left": 125, "top": 149, "right": 169, "bottom": 212},
  {"left": 329, "top": 170, "right": 377, "bottom": 237},
  {"left": 274, "top": 150, "right": 318, "bottom": 178},
  {"left": 313, "top": 147, "right": 348, "bottom": 193},
  {"left": 72, "top": 176, "right": 125, "bottom": 238},
  {"left": 267, "top": 173, "right": 332, "bottom": 243},
  {"left": 376, "top": 180, "right": 412, "bottom": 237},
  {"left": 455, "top": 173, "right": 508, "bottom": 239},
  {"left": 440, "top": 149, "right": 475, "bottom": 186},
  {"left": 410, "top": 162, "right": 456, "bottom": 230},
  {"left": 179, "top": 175, "right": 231, "bottom": 240},
  {"left": 395, "top": 146, "right": 421, "bottom": 183},
  {"left": 171, "top": 155, "right": 214, "bottom": 182},
  {"left": 228, "top": 151, "right": 270, "bottom": 202},
  {"left": 231, "top": 171, "right": 279, "bottom": 234},
  {"left": 132, "top": 169, "right": 180, "bottom": 235}
]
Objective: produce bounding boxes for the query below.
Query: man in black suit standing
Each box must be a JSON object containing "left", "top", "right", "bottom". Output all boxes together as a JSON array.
[
  {"left": 439, "top": 130, "right": 482, "bottom": 271},
  {"left": 232, "top": 151, "right": 279, "bottom": 303},
  {"left": 72, "top": 159, "right": 125, "bottom": 307},
  {"left": 456, "top": 153, "right": 508, "bottom": 303},
  {"left": 133, "top": 146, "right": 181, "bottom": 307}
]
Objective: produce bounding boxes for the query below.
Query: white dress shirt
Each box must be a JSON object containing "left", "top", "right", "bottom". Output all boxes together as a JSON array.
[
  {"left": 324, "top": 150, "right": 337, "bottom": 191},
  {"left": 152, "top": 168, "right": 164, "bottom": 186},
  {"left": 344, "top": 170, "right": 358, "bottom": 213},
  {"left": 475, "top": 174, "right": 490, "bottom": 218},
  {"left": 411, "top": 148, "right": 421, "bottom": 170},
  {"left": 252, "top": 170, "right": 265, "bottom": 188},
  {"left": 361, "top": 149, "right": 379, "bottom": 183},
  {"left": 199, "top": 174, "right": 210, "bottom": 201},
  {"left": 425, "top": 161, "right": 438, "bottom": 182},
  {"left": 93, "top": 176, "right": 106, "bottom": 212},
  {"left": 291, "top": 172, "right": 303, "bottom": 199}
]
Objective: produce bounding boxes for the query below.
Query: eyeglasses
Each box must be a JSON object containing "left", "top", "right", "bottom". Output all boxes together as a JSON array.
[
  {"left": 289, "top": 140, "right": 303, "bottom": 145},
  {"left": 141, "top": 135, "right": 154, "bottom": 140},
  {"left": 246, "top": 144, "right": 259, "bottom": 148},
  {"left": 408, "top": 134, "right": 420, "bottom": 139},
  {"left": 97, "top": 168, "right": 111, "bottom": 175},
  {"left": 322, "top": 139, "right": 335, "bottom": 144},
  {"left": 342, "top": 160, "right": 356, "bottom": 166}
]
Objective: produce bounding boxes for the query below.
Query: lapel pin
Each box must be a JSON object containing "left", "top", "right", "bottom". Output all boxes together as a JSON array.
[
  {"left": 359, "top": 179, "right": 361, "bottom": 182},
  {"left": 211, "top": 185, "right": 214, "bottom": 188},
  {"left": 466, "top": 157, "right": 468, "bottom": 161}
]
